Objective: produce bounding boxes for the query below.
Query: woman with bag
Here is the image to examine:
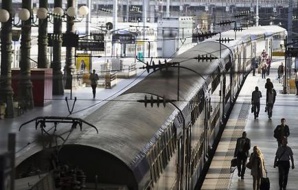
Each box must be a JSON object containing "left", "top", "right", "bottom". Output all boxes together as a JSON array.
[{"left": 249, "top": 146, "right": 267, "bottom": 190}]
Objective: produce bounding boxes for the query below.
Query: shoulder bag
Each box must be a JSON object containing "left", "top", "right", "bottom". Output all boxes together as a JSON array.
[{"left": 275, "top": 148, "right": 287, "bottom": 166}]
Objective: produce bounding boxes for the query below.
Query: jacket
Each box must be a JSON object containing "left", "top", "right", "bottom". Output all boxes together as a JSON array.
[
  {"left": 274, "top": 124, "right": 290, "bottom": 140},
  {"left": 234, "top": 137, "right": 251, "bottom": 157}
]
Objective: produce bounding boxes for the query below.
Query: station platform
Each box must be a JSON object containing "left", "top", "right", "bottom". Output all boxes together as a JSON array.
[
  {"left": 0, "top": 57, "right": 150, "bottom": 155},
  {"left": 200, "top": 58, "right": 298, "bottom": 190}
]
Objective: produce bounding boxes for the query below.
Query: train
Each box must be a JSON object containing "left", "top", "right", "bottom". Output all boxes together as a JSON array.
[{"left": 15, "top": 25, "right": 286, "bottom": 189}]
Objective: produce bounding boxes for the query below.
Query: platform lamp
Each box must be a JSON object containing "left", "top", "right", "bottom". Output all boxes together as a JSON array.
[
  {"left": 0, "top": 0, "right": 40, "bottom": 115},
  {"left": 37, "top": 3, "right": 89, "bottom": 94},
  {"left": 0, "top": 2, "right": 15, "bottom": 118}
]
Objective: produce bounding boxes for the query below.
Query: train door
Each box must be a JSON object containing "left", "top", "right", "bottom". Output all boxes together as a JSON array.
[
  {"left": 265, "top": 38, "right": 270, "bottom": 55},
  {"left": 185, "top": 125, "right": 191, "bottom": 190},
  {"left": 238, "top": 46, "right": 243, "bottom": 87},
  {"left": 252, "top": 41, "right": 256, "bottom": 58},
  {"left": 269, "top": 38, "right": 273, "bottom": 57},
  {"left": 233, "top": 50, "right": 239, "bottom": 99},
  {"left": 204, "top": 90, "right": 211, "bottom": 161},
  {"left": 177, "top": 124, "right": 192, "bottom": 190},
  {"left": 177, "top": 136, "right": 184, "bottom": 189}
]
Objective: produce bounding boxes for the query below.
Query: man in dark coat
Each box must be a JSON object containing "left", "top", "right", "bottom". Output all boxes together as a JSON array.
[
  {"left": 251, "top": 86, "right": 262, "bottom": 119},
  {"left": 274, "top": 118, "right": 290, "bottom": 147},
  {"left": 234, "top": 131, "right": 251, "bottom": 179}
]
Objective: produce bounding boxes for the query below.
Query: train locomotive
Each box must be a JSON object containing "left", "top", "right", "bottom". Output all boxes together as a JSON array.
[{"left": 15, "top": 25, "right": 286, "bottom": 189}]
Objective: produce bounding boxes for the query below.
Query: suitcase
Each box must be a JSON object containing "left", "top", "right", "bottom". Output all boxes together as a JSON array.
[{"left": 260, "top": 177, "right": 270, "bottom": 190}]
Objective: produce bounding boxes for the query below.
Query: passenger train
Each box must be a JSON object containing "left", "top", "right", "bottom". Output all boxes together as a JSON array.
[{"left": 15, "top": 25, "right": 286, "bottom": 189}]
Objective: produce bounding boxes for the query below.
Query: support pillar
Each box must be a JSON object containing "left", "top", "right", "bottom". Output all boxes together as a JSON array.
[
  {"left": 52, "top": 0, "right": 64, "bottom": 95},
  {"left": 38, "top": 0, "right": 49, "bottom": 68},
  {"left": 19, "top": 0, "right": 34, "bottom": 109},
  {"left": 64, "top": 0, "right": 75, "bottom": 90},
  {"left": 0, "top": 0, "right": 15, "bottom": 118}
]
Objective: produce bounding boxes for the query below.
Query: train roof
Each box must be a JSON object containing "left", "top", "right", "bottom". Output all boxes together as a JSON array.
[
  {"left": 208, "top": 25, "right": 287, "bottom": 45},
  {"left": 66, "top": 93, "right": 177, "bottom": 181}
]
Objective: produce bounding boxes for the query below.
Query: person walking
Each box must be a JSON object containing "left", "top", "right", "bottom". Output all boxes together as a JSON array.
[
  {"left": 234, "top": 131, "right": 251, "bottom": 179},
  {"left": 266, "top": 88, "right": 276, "bottom": 119},
  {"left": 274, "top": 138, "right": 295, "bottom": 190},
  {"left": 251, "top": 86, "right": 262, "bottom": 119},
  {"left": 274, "top": 118, "right": 290, "bottom": 147},
  {"left": 294, "top": 69, "right": 298, "bottom": 95},
  {"left": 266, "top": 56, "right": 271, "bottom": 75},
  {"left": 89, "top": 69, "right": 99, "bottom": 99},
  {"left": 278, "top": 63, "right": 284, "bottom": 83},
  {"left": 265, "top": 78, "right": 274, "bottom": 91},
  {"left": 261, "top": 62, "right": 267, "bottom": 79},
  {"left": 251, "top": 57, "right": 257, "bottom": 76},
  {"left": 249, "top": 146, "right": 267, "bottom": 190}
]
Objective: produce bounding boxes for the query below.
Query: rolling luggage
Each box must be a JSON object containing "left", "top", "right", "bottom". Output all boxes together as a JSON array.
[{"left": 260, "top": 176, "right": 270, "bottom": 190}]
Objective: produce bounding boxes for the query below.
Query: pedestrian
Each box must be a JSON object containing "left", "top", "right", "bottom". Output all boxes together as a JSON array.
[
  {"left": 261, "top": 49, "right": 267, "bottom": 62},
  {"left": 80, "top": 60, "right": 86, "bottom": 73},
  {"left": 234, "top": 131, "right": 251, "bottom": 179},
  {"left": 266, "top": 56, "right": 271, "bottom": 75},
  {"left": 274, "top": 138, "right": 295, "bottom": 190},
  {"left": 266, "top": 88, "right": 276, "bottom": 119},
  {"left": 89, "top": 69, "right": 99, "bottom": 99},
  {"left": 251, "top": 86, "right": 262, "bottom": 119},
  {"left": 249, "top": 146, "right": 267, "bottom": 190},
  {"left": 278, "top": 63, "right": 284, "bottom": 83},
  {"left": 251, "top": 58, "right": 257, "bottom": 76},
  {"left": 265, "top": 78, "right": 274, "bottom": 91},
  {"left": 294, "top": 69, "right": 298, "bottom": 95},
  {"left": 261, "top": 62, "right": 267, "bottom": 79},
  {"left": 274, "top": 118, "right": 290, "bottom": 147},
  {"left": 265, "top": 77, "right": 274, "bottom": 110}
]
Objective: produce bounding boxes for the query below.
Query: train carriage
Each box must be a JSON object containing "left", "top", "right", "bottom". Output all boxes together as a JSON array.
[{"left": 15, "top": 25, "right": 286, "bottom": 190}]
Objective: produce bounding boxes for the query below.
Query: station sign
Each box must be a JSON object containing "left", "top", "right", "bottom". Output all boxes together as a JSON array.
[
  {"left": 77, "top": 41, "right": 105, "bottom": 51},
  {"left": 48, "top": 33, "right": 79, "bottom": 47},
  {"left": 62, "top": 33, "right": 79, "bottom": 47},
  {"left": 112, "top": 33, "right": 136, "bottom": 44},
  {"left": 92, "top": 33, "right": 105, "bottom": 41},
  {"left": 129, "top": 5, "right": 142, "bottom": 13}
]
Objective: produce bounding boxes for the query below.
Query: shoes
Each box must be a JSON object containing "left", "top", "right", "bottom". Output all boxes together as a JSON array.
[
  {"left": 241, "top": 176, "right": 244, "bottom": 179},
  {"left": 238, "top": 173, "right": 241, "bottom": 177}
]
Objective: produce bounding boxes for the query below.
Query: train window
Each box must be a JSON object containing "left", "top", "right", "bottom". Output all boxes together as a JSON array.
[
  {"left": 164, "top": 133, "right": 170, "bottom": 160},
  {"left": 157, "top": 141, "right": 163, "bottom": 172},
  {"left": 211, "top": 73, "right": 220, "bottom": 93},
  {"left": 169, "top": 130, "right": 175, "bottom": 155},
  {"left": 155, "top": 158, "right": 161, "bottom": 179},
  {"left": 148, "top": 150, "right": 153, "bottom": 165},
  {"left": 159, "top": 149, "right": 165, "bottom": 170},
  {"left": 148, "top": 151, "right": 155, "bottom": 183},
  {"left": 150, "top": 165, "right": 154, "bottom": 183},
  {"left": 152, "top": 163, "right": 157, "bottom": 182},
  {"left": 225, "top": 61, "right": 232, "bottom": 71}
]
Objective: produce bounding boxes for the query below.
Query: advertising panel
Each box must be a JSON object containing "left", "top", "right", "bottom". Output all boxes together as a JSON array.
[{"left": 76, "top": 53, "right": 91, "bottom": 73}]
